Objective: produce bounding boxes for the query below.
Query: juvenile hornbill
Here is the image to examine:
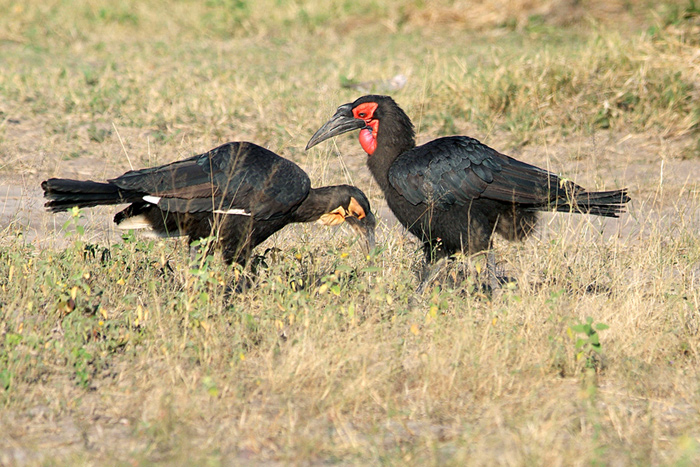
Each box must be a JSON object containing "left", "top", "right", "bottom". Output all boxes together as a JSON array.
[
  {"left": 306, "top": 95, "right": 630, "bottom": 290},
  {"left": 42, "top": 142, "right": 376, "bottom": 266}
]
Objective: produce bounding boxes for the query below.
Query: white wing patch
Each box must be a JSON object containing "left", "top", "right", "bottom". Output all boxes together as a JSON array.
[
  {"left": 213, "top": 208, "right": 251, "bottom": 216},
  {"left": 142, "top": 194, "right": 249, "bottom": 216},
  {"left": 143, "top": 195, "right": 161, "bottom": 205}
]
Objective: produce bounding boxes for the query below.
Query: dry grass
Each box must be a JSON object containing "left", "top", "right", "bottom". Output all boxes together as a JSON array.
[{"left": 1, "top": 0, "right": 700, "bottom": 464}]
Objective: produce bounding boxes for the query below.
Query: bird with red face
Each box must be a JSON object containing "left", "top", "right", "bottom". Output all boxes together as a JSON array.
[{"left": 306, "top": 95, "right": 630, "bottom": 290}]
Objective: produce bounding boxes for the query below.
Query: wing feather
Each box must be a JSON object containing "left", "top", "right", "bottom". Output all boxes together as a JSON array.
[
  {"left": 110, "top": 142, "right": 310, "bottom": 220},
  {"left": 388, "top": 136, "right": 576, "bottom": 210}
]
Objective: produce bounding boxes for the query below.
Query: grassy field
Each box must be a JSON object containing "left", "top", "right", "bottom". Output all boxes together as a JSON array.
[{"left": 1, "top": 0, "right": 700, "bottom": 464}]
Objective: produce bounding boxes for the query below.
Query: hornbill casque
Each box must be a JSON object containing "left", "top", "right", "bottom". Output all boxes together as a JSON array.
[
  {"left": 306, "top": 95, "right": 631, "bottom": 291},
  {"left": 42, "top": 141, "right": 376, "bottom": 266}
]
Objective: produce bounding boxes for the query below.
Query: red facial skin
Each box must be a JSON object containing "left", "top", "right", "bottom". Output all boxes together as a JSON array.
[{"left": 353, "top": 102, "right": 379, "bottom": 155}]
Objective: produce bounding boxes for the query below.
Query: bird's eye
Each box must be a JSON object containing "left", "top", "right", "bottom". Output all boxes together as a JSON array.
[{"left": 359, "top": 113, "right": 366, "bottom": 118}]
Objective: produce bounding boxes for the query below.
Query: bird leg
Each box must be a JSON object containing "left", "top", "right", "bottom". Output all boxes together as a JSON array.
[
  {"left": 225, "top": 268, "right": 252, "bottom": 295},
  {"left": 415, "top": 249, "right": 503, "bottom": 296},
  {"left": 415, "top": 256, "right": 451, "bottom": 295},
  {"left": 487, "top": 250, "right": 500, "bottom": 293},
  {"left": 189, "top": 243, "right": 201, "bottom": 264}
]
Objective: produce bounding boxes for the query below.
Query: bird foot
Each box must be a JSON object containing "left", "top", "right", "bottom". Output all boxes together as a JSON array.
[
  {"left": 414, "top": 251, "right": 515, "bottom": 298},
  {"left": 224, "top": 271, "right": 254, "bottom": 296},
  {"left": 415, "top": 257, "right": 451, "bottom": 296}
]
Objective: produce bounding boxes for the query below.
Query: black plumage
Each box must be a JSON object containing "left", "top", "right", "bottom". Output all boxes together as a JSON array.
[
  {"left": 306, "top": 95, "right": 630, "bottom": 263},
  {"left": 43, "top": 142, "right": 376, "bottom": 265}
]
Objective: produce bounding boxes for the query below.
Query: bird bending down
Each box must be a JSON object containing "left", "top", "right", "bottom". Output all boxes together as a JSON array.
[
  {"left": 42, "top": 142, "right": 376, "bottom": 266},
  {"left": 306, "top": 95, "right": 630, "bottom": 291}
]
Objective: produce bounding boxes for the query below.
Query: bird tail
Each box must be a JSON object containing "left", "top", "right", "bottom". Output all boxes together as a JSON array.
[
  {"left": 42, "top": 178, "right": 139, "bottom": 212},
  {"left": 548, "top": 188, "right": 631, "bottom": 218}
]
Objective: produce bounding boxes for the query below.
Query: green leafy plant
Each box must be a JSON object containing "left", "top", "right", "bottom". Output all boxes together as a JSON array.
[
  {"left": 71, "top": 347, "right": 93, "bottom": 388},
  {"left": 62, "top": 206, "right": 85, "bottom": 238},
  {"left": 569, "top": 317, "right": 609, "bottom": 370},
  {"left": 0, "top": 368, "right": 12, "bottom": 391}
]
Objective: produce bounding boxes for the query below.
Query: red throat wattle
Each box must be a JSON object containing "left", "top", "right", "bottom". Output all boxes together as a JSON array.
[
  {"left": 352, "top": 102, "right": 379, "bottom": 156},
  {"left": 359, "top": 128, "right": 377, "bottom": 155}
]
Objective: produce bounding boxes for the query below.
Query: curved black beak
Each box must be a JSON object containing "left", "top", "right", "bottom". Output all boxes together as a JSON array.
[
  {"left": 306, "top": 103, "right": 366, "bottom": 150},
  {"left": 345, "top": 210, "right": 376, "bottom": 257}
]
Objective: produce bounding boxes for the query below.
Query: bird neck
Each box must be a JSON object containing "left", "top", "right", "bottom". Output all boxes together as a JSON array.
[
  {"left": 292, "top": 186, "right": 344, "bottom": 223},
  {"left": 367, "top": 112, "right": 416, "bottom": 192}
]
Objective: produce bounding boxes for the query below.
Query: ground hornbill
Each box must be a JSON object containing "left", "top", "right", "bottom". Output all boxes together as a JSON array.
[
  {"left": 43, "top": 141, "right": 376, "bottom": 266},
  {"left": 306, "top": 95, "right": 630, "bottom": 290}
]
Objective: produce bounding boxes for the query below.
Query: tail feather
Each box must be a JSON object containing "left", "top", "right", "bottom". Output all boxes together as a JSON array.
[
  {"left": 547, "top": 188, "right": 631, "bottom": 218},
  {"left": 525, "top": 188, "right": 631, "bottom": 217},
  {"left": 41, "top": 178, "right": 142, "bottom": 212}
]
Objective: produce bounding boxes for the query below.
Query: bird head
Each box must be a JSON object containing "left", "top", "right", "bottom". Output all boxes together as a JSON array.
[
  {"left": 313, "top": 185, "right": 376, "bottom": 256},
  {"left": 306, "top": 95, "right": 411, "bottom": 156}
]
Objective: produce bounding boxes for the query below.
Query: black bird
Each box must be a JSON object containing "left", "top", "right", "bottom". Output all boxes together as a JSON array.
[
  {"left": 306, "top": 95, "right": 630, "bottom": 289},
  {"left": 42, "top": 142, "right": 376, "bottom": 266}
]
